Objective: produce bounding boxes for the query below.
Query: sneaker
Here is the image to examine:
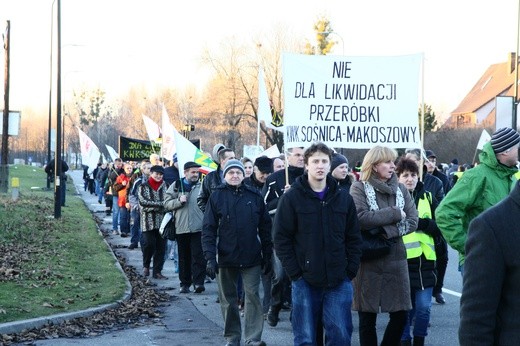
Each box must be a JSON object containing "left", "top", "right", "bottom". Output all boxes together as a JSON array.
[
  {"left": 128, "top": 243, "right": 138, "bottom": 250},
  {"left": 194, "top": 285, "right": 205, "bottom": 294},
  {"left": 143, "top": 267, "right": 150, "bottom": 277},
  {"left": 245, "top": 341, "right": 266, "bottom": 346},
  {"left": 179, "top": 285, "right": 190, "bottom": 293},
  {"left": 111, "top": 230, "right": 119, "bottom": 235},
  {"left": 120, "top": 233, "right": 129, "bottom": 238}
]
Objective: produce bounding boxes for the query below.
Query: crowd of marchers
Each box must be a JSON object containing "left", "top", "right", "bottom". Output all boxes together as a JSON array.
[{"left": 44, "top": 126, "right": 520, "bottom": 346}]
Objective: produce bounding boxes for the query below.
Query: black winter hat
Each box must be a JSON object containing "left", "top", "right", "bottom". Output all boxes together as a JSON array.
[
  {"left": 491, "top": 127, "right": 520, "bottom": 153},
  {"left": 150, "top": 165, "right": 165, "bottom": 174},
  {"left": 254, "top": 156, "right": 273, "bottom": 174},
  {"left": 184, "top": 161, "right": 201, "bottom": 170},
  {"left": 331, "top": 153, "right": 349, "bottom": 172}
]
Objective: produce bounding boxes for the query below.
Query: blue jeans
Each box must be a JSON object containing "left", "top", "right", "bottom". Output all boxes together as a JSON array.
[
  {"left": 402, "top": 286, "right": 433, "bottom": 340},
  {"left": 96, "top": 181, "right": 104, "bottom": 202},
  {"left": 119, "top": 206, "right": 130, "bottom": 235},
  {"left": 130, "top": 207, "right": 141, "bottom": 246},
  {"left": 112, "top": 196, "right": 120, "bottom": 231},
  {"left": 292, "top": 277, "right": 353, "bottom": 346}
]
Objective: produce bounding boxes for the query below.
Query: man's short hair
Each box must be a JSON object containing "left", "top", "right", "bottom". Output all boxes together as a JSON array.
[
  {"left": 303, "top": 142, "right": 333, "bottom": 164},
  {"left": 218, "top": 148, "right": 234, "bottom": 161}
]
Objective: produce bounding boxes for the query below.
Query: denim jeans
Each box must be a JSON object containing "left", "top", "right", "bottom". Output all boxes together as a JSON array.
[
  {"left": 402, "top": 286, "right": 433, "bottom": 340},
  {"left": 112, "top": 196, "right": 120, "bottom": 231},
  {"left": 96, "top": 181, "right": 104, "bottom": 203},
  {"left": 130, "top": 207, "right": 141, "bottom": 246},
  {"left": 119, "top": 206, "right": 130, "bottom": 235},
  {"left": 291, "top": 277, "right": 354, "bottom": 346}
]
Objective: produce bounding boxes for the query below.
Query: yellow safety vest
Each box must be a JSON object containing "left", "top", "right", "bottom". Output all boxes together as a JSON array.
[
  {"left": 511, "top": 171, "right": 520, "bottom": 191},
  {"left": 402, "top": 192, "right": 437, "bottom": 261}
]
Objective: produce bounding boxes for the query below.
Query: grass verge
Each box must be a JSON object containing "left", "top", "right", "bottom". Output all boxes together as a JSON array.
[{"left": 0, "top": 165, "right": 127, "bottom": 324}]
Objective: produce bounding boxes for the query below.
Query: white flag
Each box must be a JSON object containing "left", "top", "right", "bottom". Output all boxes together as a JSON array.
[
  {"left": 161, "top": 105, "right": 176, "bottom": 160},
  {"left": 105, "top": 144, "right": 119, "bottom": 161},
  {"left": 476, "top": 129, "right": 491, "bottom": 150},
  {"left": 77, "top": 127, "right": 101, "bottom": 173},
  {"left": 142, "top": 114, "right": 162, "bottom": 142},
  {"left": 173, "top": 128, "right": 217, "bottom": 175},
  {"left": 258, "top": 68, "right": 283, "bottom": 132},
  {"left": 259, "top": 144, "right": 281, "bottom": 158}
]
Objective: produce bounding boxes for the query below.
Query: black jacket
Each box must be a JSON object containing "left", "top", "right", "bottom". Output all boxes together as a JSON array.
[
  {"left": 274, "top": 174, "right": 362, "bottom": 288},
  {"left": 261, "top": 165, "right": 304, "bottom": 214},
  {"left": 202, "top": 183, "right": 273, "bottom": 268},
  {"left": 197, "top": 167, "right": 223, "bottom": 212},
  {"left": 243, "top": 173, "right": 264, "bottom": 193}
]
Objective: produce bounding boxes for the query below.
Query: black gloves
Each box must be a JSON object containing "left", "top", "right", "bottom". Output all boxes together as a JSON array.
[
  {"left": 418, "top": 218, "right": 441, "bottom": 237},
  {"left": 206, "top": 259, "right": 218, "bottom": 279},
  {"left": 261, "top": 255, "right": 272, "bottom": 276}
]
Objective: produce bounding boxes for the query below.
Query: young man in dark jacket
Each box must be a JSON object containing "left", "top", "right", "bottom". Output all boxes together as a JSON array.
[
  {"left": 202, "top": 159, "right": 272, "bottom": 346},
  {"left": 274, "top": 142, "right": 362, "bottom": 345}
]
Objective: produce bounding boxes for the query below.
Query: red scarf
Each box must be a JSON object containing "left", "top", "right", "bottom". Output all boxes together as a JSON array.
[{"left": 148, "top": 177, "right": 162, "bottom": 191}]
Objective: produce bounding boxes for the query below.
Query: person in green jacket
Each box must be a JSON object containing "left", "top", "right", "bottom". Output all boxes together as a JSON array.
[{"left": 436, "top": 127, "right": 520, "bottom": 276}]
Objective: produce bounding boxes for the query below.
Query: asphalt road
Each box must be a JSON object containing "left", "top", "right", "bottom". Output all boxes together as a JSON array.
[{"left": 24, "top": 170, "right": 462, "bottom": 346}]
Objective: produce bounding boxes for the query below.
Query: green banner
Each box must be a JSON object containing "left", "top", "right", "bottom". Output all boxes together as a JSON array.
[
  {"left": 118, "top": 136, "right": 200, "bottom": 161},
  {"left": 119, "top": 136, "right": 157, "bottom": 161}
]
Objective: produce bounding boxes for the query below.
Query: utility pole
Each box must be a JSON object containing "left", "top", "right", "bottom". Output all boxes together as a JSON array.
[
  {"left": 54, "top": 0, "right": 62, "bottom": 218},
  {"left": 1, "top": 20, "right": 10, "bottom": 193}
]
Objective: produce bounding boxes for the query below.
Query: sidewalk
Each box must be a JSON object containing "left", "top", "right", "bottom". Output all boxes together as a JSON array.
[{"left": 20, "top": 170, "right": 295, "bottom": 346}]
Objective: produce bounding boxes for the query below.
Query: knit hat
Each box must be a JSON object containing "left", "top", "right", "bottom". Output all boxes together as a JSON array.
[
  {"left": 254, "top": 156, "right": 273, "bottom": 174},
  {"left": 331, "top": 153, "right": 349, "bottom": 172},
  {"left": 491, "top": 127, "right": 520, "bottom": 153},
  {"left": 223, "top": 159, "right": 245, "bottom": 176},
  {"left": 212, "top": 143, "right": 226, "bottom": 164}
]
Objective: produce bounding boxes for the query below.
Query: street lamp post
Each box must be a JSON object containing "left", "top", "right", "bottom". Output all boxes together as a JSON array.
[
  {"left": 54, "top": 0, "right": 62, "bottom": 218},
  {"left": 47, "top": 0, "right": 56, "bottom": 190}
]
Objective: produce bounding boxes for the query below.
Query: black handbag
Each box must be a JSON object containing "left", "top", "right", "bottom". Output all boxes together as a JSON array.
[{"left": 360, "top": 227, "right": 393, "bottom": 261}]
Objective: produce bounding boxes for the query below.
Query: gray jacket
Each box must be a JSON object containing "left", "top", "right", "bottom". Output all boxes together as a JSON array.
[{"left": 164, "top": 179, "right": 203, "bottom": 234}]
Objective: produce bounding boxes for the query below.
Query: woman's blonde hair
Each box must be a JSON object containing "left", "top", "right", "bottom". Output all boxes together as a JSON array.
[{"left": 360, "top": 145, "right": 398, "bottom": 181}]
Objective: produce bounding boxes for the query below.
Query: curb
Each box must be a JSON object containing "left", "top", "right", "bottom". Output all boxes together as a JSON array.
[{"left": 0, "top": 175, "right": 133, "bottom": 335}]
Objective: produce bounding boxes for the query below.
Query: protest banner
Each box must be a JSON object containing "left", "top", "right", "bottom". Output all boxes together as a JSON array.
[{"left": 282, "top": 53, "right": 422, "bottom": 149}]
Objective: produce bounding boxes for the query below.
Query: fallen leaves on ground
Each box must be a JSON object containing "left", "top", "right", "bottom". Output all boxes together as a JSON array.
[{"left": 0, "top": 228, "right": 174, "bottom": 345}]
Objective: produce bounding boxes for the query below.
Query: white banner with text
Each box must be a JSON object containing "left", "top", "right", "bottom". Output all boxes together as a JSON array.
[{"left": 282, "top": 53, "right": 422, "bottom": 149}]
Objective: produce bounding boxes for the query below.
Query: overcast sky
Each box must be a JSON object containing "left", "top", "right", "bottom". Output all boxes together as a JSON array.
[{"left": 1, "top": 0, "right": 519, "bottom": 121}]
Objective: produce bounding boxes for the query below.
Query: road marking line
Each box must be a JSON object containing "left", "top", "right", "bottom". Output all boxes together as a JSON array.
[{"left": 443, "top": 288, "right": 462, "bottom": 298}]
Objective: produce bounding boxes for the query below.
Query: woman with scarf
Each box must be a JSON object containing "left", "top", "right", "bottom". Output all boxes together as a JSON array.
[
  {"left": 138, "top": 165, "right": 168, "bottom": 279},
  {"left": 350, "top": 146, "right": 418, "bottom": 346}
]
